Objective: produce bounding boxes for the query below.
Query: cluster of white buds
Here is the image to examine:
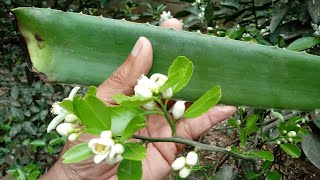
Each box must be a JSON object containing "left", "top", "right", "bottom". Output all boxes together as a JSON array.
[
  {"left": 88, "top": 131, "right": 124, "bottom": 164},
  {"left": 47, "top": 87, "right": 81, "bottom": 141},
  {"left": 242, "top": 33, "right": 251, "bottom": 38},
  {"left": 276, "top": 130, "right": 297, "bottom": 144},
  {"left": 260, "top": 26, "right": 270, "bottom": 36},
  {"left": 134, "top": 74, "right": 173, "bottom": 110},
  {"left": 160, "top": 11, "right": 173, "bottom": 24},
  {"left": 172, "top": 101, "right": 186, "bottom": 119},
  {"left": 172, "top": 151, "right": 198, "bottom": 178}
]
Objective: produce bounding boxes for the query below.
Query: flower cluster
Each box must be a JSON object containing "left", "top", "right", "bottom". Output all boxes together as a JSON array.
[
  {"left": 134, "top": 73, "right": 173, "bottom": 110},
  {"left": 171, "top": 151, "right": 198, "bottom": 178},
  {"left": 276, "top": 130, "right": 298, "bottom": 144},
  {"left": 47, "top": 86, "right": 81, "bottom": 141},
  {"left": 88, "top": 131, "right": 124, "bottom": 164},
  {"left": 312, "top": 23, "right": 320, "bottom": 37},
  {"left": 191, "top": 0, "right": 206, "bottom": 22}
]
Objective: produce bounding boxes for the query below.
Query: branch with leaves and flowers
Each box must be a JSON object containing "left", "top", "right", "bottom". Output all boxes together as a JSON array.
[{"left": 45, "top": 56, "right": 280, "bottom": 180}]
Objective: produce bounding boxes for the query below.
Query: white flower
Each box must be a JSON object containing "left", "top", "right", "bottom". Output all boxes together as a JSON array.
[
  {"left": 134, "top": 85, "right": 153, "bottom": 98},
  {"left": 196, "top": 0, "right": 201, "bottom": 4},
  {"left": 198, "top": 12, "right": 204, "bottom": 20},
  {"left": 161, "top": 88, "right": 173, "bottom": 99},
  {"left": 143, "top": 101, "right": 156, "bottom": 110},
  {"left": 160, "top": 11, "right": 173, "bottom": 23},
  {"left": 186, "top": 151, "right": 198, "bottom": 166},
  {"left": 179, "top": 166, "right": 192, "bottom": 178},
  {"left": 287, "top": 131, "right": 297, "bottom": 137},
  {"left": 56, "top": 123, "right": 75, "bottom": 136},
  {"left": 171, "top": 157, "right": 186, "bottom": 170},
  {"left": 68, "top": 133, "right": 79, "bottom": 141},
  {"left": 150, "top": 73, "right": 168, "bottom": 87},
  {"left": 137, "top": 75, "right": 150, "bottom": 87},
  {"left": 65, "top": 114, "right": 78, "bottom": 123},
  {"left": 172, "top": 101, "right": 186, "bottom": 119},
  {"left": 47, "top": 86, "right": 80, "bottom": 133},
  {"left": 207, "top": 27, "right": 213, "bottom": 31},
  {"left": 88, "top": 131, "right": 124, "bottom": 164}
]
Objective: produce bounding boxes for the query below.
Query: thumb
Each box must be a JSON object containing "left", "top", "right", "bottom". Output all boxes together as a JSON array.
[{"left": 97, "top": 37, "right": 153, "bottom": 104}]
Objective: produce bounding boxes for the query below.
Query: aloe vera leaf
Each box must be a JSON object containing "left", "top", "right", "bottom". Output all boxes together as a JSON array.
[{"left": 12, "top": 7, "right": 320, "bottom": 111}]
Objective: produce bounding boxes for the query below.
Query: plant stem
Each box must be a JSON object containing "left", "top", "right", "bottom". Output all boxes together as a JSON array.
[
  {"left": 133, "top": 135, "right": 256, "bottom": 164},
  {"left": 156, "top": 98, "right": 176, "bottom": 136},
  {"left": 251, "top": 0, "right": 258, "bottom": 27}
]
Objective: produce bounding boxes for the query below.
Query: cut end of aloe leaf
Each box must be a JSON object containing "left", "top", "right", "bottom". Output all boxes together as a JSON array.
[{"left": 12, "top": 7, "right": 320, "bottom": 111}]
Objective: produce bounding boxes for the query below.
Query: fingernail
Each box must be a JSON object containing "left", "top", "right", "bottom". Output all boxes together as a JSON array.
[{"left": 131, "top": 37, "right": 144, "bottom": 57}]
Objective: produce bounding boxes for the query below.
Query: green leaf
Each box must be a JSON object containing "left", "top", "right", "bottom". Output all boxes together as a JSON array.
[
  {"left": 159, "top": 69, "right": 184, "bottom": 93},
  {"left": 220, "top": 0, "right": 240, "bottom": 10},
  {"left": 49, "top": 137, "right": 64, "bottom": 146},
  {"left": 265, "top": 171, "right": 281, "bottom": 180},
  {"left": 302, "top": 132, "right": 320, "bottom": 168},
  {"left": 117, "top": 159, "right": 142, "bottom": 180},
  {"left": 231, "top": 146, "right": 241, "bottom": 154},
  {"left": 270, "top": 4, "right": 290, "bottom": 33},
  {"left": 30, "top": 140, "right": 45, "bottom": 147},
  {"left": 183, "top": 86, "right": 221, "bottom": 118},
  {"left": 280, "top": 143, "right": 301, "bottom": 158},
  {"left": 86, "top": 128, "right": 103, "bottom": 135},
  {"left": 261, "top": 161, "right": 273, "bottom": 172},
  {"left": 86, "top": 86, "right": 97, "bottom": 96},
  {"left": 287, "top": 37, "right": 320, "bottom": 51},
  {"left": 113, "top": 94, "right": 153, "bottom": 107},
  {"left": 122, "top": 143, "right": 146, "bottom": 161},
  {"left": 251, "top": 150, "right": 274, "bottom": 161},
  {"left": 111, "top": 106, "right": 145, "bottom": 136},
  {"left": 167, "top": 56, "right": 193, "bottom": 94},
  {"left": 307, "top": 0, "right": 320, "bottom": 23},
  {"left": 62, "top": 143, "right": 93, "bottom": 163},
  {"left": 246, "top": 114, "right": 259, "bottom": 133},
  {"left": 59, "top": 99, "right": 74, "bottom": 114},
  {"left": 227, "top": 119, "right": 240, "bottom": 129},
  {"left": 77, "top": 95, "right": 111, "bottom": 130},
  {"left": 240, "top": 128, "right": 247, "bottom": 149},
  {"left": 120, "top": 116, "right": 146, "bottom": 141}
]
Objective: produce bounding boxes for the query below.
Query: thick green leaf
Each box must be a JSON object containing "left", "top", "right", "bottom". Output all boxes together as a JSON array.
[
  {"left": 111, "top": 106, "right": 145, "bottom": 136},
  {"left": 85, "top": 128, "right": 103, "bottom": 135},
  {"left": 240, "top": 128, "right": 247, "bottom": 149},
  {"left": 270, "top": 4, "right": 289, "bottom": 33},
  {"left": 117, "top": 159, "right": 142, "bottom": 180},
  {"left": 265, "top": 171, "right": 281, "bottom": 180},
  {"left": 280, "top": 143, "right": 301, "bottom": 158},
  {"left": 86, "top": 86, "right": 97, "bottom": 96},
  {"left": 307, "top": 0, "right": 320, "bottom": 23},
  {"left": 122, "top": 143, "right": 146, "bottom": 161},
  {"left": 301, "top": 133, "right": 320, "bottom": 168},
  {"left": 261, "top": 161, "right": 273, "bottom": 172},
  {"left": 120, "top": 116, "right": 146, "bottom": 141},
  {"left": 231, "top": 146, "right": 241, "bottom": 154},
  {"left": 113, "top": 94, "right": 153, "bottom": 107},
  {"left": 287, "top": 37, "right": 320, "bottom": 51},
  {"left": 246, "top": 114, "right": 259, "bottom": 133},
  {"left": 59, "top": 99, "right": 74, "bottom": 113},
  {"left": 62, "top": 143, "right": 93, "bottom": 163},
  {"left": 220, "top": 0, "right": 240, "bottom": 10},
  {"left": 183, "top": 86, "right": 221, "bottom": 118},
  {"left": 227, "top": 118, "right": 240, "bottom": 129},
  {"left": 167, "top": 56, "right": 193, "bottom": 94},
  {"left": 251, "top": 150, "right": 274, "bottom": 161},
  {"left": 77, "top": 95, "right": 111, "bottom": 130}
]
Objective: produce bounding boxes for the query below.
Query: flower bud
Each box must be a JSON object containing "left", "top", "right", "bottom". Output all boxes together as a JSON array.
[
  {"left": 186, "top": 151, "right": 198, "bottom": 166},
  {"left": 296, "top": 124, "right": 301, "bottom": 128},
  {"left": 282, "top": 130, "right": 287, "bottom": 134},
  {"left": 143, "top": 101, "right": 156, "bottom": 110},
  {"left": 276, "top": 140, "right": 281, "bottom": 145},
  {"left": 288, "top": 137, "right": 293, "bottom": 142},
  {"left": 161, "top": 88, "right": 173, "bottom": 99},
  {"left": 179, "top": 166, "right": 191, "bottom": 178},
  {"left": 301, "top": 119, "right": 306, "bottom": 123},
  {"left": 101, "top": 130, "right": 113, "bottom": 139},
  {"left": 137, "top": 75, "right": 150, "bottom": 87},
  {"left": 56, "top": 123, "right": 75, "bottom": 136},
  {"left": 150, "top": 73, "right": 168, "bottom": 86},
  {"left": 236, "top": 120, "right": 241, "bottom": 125},
  {"left": 114, "top": 144, "right": 125, "bottom": 155},
  {"left": 288, "top": 131, "right": 297, "bottom": 137},
  {"left": 65, "top": 114, "right": 78, "bottom": 123},
  {"left": 134, "top": 85, "right": 153, "bottom": 98},
  {"left": 172, "top": 101, "right": 186, "bottom": 119},
  {"left": 171, "top": 157, "right": 186, "bottom": 170},
  {"left": 68, "top": 133, "right": 79, "bottom": 141}
]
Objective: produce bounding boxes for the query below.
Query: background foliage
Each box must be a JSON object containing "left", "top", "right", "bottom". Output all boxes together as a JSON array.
[{"left": 1, "top": 0, "right": 320, "bottom": 179}]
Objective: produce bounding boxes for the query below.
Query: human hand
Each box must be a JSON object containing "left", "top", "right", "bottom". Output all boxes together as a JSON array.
[{"left": 42, "top": 19, "right": 236, "bottom": 180}]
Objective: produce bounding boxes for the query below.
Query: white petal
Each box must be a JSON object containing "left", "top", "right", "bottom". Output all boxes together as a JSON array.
[
  {"left": 172, "top": 101, "right": 186, "bottom": 119},
  {"left": 56, "top": 123, "right": 75, "bottom": 136},
  {"left": 94, "top": 154, "right": 108, "bottom": 164},
  {"left": 171, "top": 157, "right": 186, "bottom": 170},
  {"left": 105, "top": 156, "right": 116, "bottom": 165},
  {"left": 47, "top": 113, "right": 66, "bottom": 133},
  {"left": 67, "top": 86, "right": 80, "bottom": 100},
  {"left": 101, "top": 131, "right": 112, "bottom": 139},
  {"left": 108, "top": 144, "right": 116, "bottom": 159},
  {"left": 150, "top": 73, "right": 168, "bottom": 86},
  {"left": 137, "top": 75, "right": 150, "bottom": 87},
  {"left": 115, "top": 155, "right": 123, "bottom": 163},
  {"left": 134, "top": 85, "right": 153, "bottom": 98},
  {"left": 186, "top": 151, "right": 198, "bottom": 166},
  {"left": 114, "top": 144, "right": 125, "bottom": 155},
  {"left": 88, "top": 139, "right": 99, "bottom": 149},
  {"left": 64, "top": 114, "right": 78, "bottom": 123},
  {"left": 161, "top": 88, "right": 173, "bottom": 99},
  {"left": 51, "top": 102, "right": 64, "bottom": 115},
  {"left": 179, "top": 166, "right": 191, "bottom": 178}
]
